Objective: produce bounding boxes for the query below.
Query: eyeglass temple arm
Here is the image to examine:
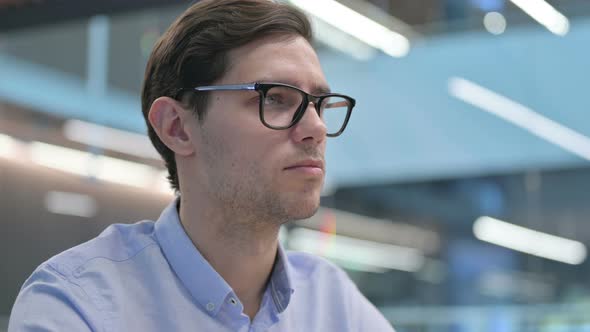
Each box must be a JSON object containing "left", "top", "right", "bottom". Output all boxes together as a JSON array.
[
  {"left": 175, "top": 84, "right": 258, "bottom": 98},
  {"left": 193, "top": 84, "right": 257, "bottom": 92}
]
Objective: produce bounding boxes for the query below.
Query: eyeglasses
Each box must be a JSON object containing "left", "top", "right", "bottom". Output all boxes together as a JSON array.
[{"left": 176, "top": 82, "right": 356, "bottom": 137}]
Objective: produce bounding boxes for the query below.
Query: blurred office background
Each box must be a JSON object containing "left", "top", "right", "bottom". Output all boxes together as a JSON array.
[{"left": 1, "top": 0, "right": 590, "bottom": 331}]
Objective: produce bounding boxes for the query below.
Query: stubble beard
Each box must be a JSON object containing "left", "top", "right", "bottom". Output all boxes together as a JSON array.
[
  {"left": 207, "top": 164, "right": 322, "bottom": 228},
  {"left": 199, "top": 141, "right": 289, "bottom": 228},
  {"left": 199, "top": 129, "right": 323, "bottom": 229}
]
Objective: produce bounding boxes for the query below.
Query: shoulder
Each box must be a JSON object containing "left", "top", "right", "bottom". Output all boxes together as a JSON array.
[
  {"left": 285, "top": 251, "right": 396, "bottom": 331},
  {"left": 8, "top": 220, "right": 160, "bottom": 331},
  {"left": 44, "top": 220, "right": 158, "bottom": 279}
]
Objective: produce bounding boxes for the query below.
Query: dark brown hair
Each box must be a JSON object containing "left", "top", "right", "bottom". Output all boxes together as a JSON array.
[{"left": 141, "top": 0, "right": 312, "bottom": 193}]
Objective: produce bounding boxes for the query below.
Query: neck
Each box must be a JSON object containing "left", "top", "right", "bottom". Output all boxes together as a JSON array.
[{"left": 178, "top": 194, "right": 281, "bottom": 320}]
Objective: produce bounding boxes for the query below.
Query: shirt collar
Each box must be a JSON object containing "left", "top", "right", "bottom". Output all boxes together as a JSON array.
[
  {"left": 154, "top": 198, "right": 296, "bottom": 315},
  {"left": 269, "top": 243, "right": 295, "bottom": 313},
  {"left": 154, "top": 197, "right": 232, "bottom": 317}
]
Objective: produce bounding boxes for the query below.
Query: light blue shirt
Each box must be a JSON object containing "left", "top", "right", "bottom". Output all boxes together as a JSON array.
[{"left": 9, "top": 199, "right": 394, "bottom": 331}]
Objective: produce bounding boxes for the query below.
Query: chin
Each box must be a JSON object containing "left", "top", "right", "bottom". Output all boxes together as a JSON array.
[
  {"left": 296, "top": 205, "right": 320, "bottom": 220},
  {"left": 277, "top": 182, "right": 322, "bottom": 220},
  {"left": 283, "top": 195, "right": 321, "bottom": 221}
]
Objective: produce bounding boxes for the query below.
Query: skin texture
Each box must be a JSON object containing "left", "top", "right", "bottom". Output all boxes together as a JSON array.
[{"left": 148, "top": 35, "right": 329, "bottom": 320}]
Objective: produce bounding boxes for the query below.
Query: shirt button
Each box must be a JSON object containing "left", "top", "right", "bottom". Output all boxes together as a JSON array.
[
  {"left": 229, "top": 297, "right": 237, "bottom": 305},
  {"left": 206, "top": 303, "right": 215, "bottom": 311}
]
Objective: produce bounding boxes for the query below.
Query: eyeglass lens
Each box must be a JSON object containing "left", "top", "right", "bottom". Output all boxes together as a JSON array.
[{"left": 262, "top": 85, "right": 349, "bottom": 135}]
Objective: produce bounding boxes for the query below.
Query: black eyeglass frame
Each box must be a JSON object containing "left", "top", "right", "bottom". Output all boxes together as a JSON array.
[{"left": 175, "top": 82, "right": 356, "bottom": 137}]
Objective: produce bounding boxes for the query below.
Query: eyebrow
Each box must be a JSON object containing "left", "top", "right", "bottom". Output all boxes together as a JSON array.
[
  {"left": 313, "top": 85, "right": 332, "bottom": 95},
  {"left": 252, "top": 78, "right": 332, "bottom": 95}
]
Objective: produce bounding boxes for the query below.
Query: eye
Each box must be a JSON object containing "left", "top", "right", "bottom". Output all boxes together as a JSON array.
[{"left": 265, "top": 93, "right": 284, "bottom": 105}]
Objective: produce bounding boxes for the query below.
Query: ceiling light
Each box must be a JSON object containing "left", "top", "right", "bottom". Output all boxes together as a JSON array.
[
  {"left": 0, "top": 133, "right": 17, "bottom": 159},
  {"left": 94, "top": 155, "right": 158, "bottom": 189},
  {"left": 63, "top": 119, "right": 159, "bottom": 160},
  {"left": 298, "top": 208, "right": 440, "bottom": 254},
  {"left": 29, "top": 141, "right": 94, "bottom": 177},
  {"left": 288, "top": 227, "right": 425, "bottom": 272},
  {"left": 474, "top": 216, "right": 587, "bottom": 265},
  {"left": 510, "top": 0, "right": 569, "bottom": 36},
  {"left": 290, "top": 0, "right": 410, "bottom": 58},
  {"left": 449, "top": 77, "right": 590, "bottom": 162},
  {"left": 27, "top": 141, "right": 170, "bottom": 194},
  {"left": 311, "top": 15, "right": 377, "bottom": 61},
  {"left": 483, "top": 12, "right": 507, "bottom": 35},
  {"left": 44, "top": 191, "right": 98, "bottom": 218}
]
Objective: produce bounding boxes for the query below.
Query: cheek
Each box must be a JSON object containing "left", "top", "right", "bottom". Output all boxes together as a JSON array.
[
  {"left": 216, "top": 132, "right": 272, "bottom": 172},
  {"left": 240, "top": 137, "right": 287, "bottom": 184},
  {"left": 203, "top": 106, "right": 287, "bottom": 180}
]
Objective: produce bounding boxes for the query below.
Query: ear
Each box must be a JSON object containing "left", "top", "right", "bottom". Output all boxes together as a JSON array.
[{"left": 148, "top": 96, "right": 196, "bottom": 157}]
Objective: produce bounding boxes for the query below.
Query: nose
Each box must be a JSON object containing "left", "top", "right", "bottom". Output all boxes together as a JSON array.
[{"left": 291, "top": 101, "right": 327, "bottom": 144}]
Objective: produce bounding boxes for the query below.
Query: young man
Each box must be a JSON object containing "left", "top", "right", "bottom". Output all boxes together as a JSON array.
[{"left": 9, "top": 0, "right": 395, "bottom": 331}]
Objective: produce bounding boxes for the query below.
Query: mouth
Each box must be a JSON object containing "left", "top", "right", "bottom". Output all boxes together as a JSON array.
[{"left": 284, "top": 159, "right": 325, "bottom": 176}]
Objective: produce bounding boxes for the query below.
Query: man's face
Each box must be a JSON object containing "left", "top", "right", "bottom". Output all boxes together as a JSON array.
[{"left": 188, "top": 35, "right": 329, "bottom": 223}]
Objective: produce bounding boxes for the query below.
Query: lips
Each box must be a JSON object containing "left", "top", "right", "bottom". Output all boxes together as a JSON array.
[{"left": 284, "top": 159, "right": 325, "bottom": 171}]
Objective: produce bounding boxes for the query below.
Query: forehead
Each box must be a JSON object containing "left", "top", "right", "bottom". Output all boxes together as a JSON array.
[{"left": 221, "top": 35, "right": 330, "bottom": 93}]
